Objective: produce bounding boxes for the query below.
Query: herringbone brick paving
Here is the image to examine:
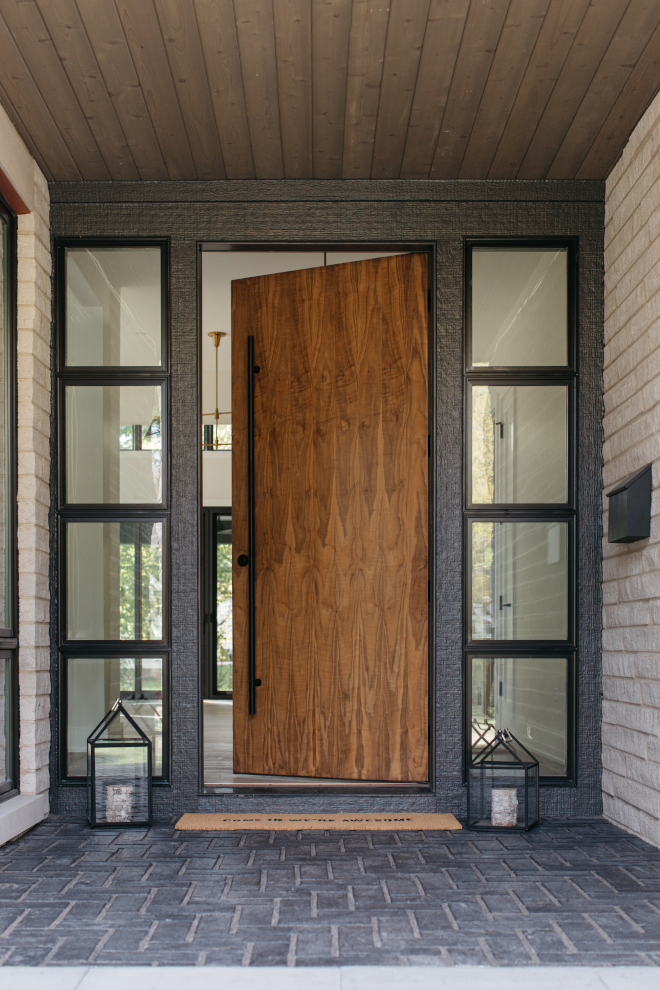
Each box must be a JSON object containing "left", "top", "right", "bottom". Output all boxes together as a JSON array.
[{"left": 0, "top": 818, "right": 659, "bottom": 967}]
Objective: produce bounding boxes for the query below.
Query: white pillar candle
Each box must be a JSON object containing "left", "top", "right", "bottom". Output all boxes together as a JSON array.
[
  {"left": 106, "top": 784, "right": 134, "bottom": 823},
  {"left": 491, "top": 788, "right": 518, "bottom": 826}
]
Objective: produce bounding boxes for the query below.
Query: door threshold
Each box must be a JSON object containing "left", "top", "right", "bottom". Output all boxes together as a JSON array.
[{"left": 202, "top": 783, "right": 431, "bottom": 795}]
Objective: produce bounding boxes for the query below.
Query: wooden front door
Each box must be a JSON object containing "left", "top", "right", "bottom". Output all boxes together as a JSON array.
[{"left": 232, "top": 254, "right": 429, "bottom": 781}]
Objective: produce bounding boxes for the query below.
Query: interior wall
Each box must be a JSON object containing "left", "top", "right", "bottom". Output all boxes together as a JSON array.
[
  {"left": 603, "top": 90, "right": 660, "bottom": 849},
  {"left": 48, "top": 179, "right": 604, "bottom": 821}
]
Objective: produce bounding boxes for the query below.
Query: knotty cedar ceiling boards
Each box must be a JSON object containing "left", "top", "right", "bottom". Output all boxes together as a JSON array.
[{"left": 0, "top": 0, "right": 659, "bottom": 182}]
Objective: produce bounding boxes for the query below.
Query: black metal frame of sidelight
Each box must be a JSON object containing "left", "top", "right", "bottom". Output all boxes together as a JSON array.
[
  {"left": 463, "top": 238, "right": 579, "bottom": 787},
  {"left": 55, "top": 237, "right": 171, "bottom": 786}
]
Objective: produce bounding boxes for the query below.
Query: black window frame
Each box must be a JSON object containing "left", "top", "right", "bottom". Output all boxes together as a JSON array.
[
  {"left": 58, "top": 651, "right": 170, "bottom": 784},
  {"left": 201, "top": 506, "right": 232, "bottom": 700},
  {"left": 463, "top": 238, "right": 578, "bottom": 787},
  {"left": 58, "top": 376, "right": 169, "bottom": 512},
  {"left": 55, "top": 237, "right": 171, "bottom": 786},
  {"left": 0, "top": 195, "right": 18, "bottom": 804},
  {"left": 57, "top": 238, "right": 169, "bottom": 374},
  {"left": 464, "top": 650, "right": 576, "bottom": 784}
]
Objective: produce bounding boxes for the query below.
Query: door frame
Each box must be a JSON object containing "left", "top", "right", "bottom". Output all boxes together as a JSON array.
[{"left": 197, "top": 241, "right": 436, "bottom": 794}]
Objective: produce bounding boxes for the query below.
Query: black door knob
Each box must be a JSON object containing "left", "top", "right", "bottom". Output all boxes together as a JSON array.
[{"left": 237, "top": 554, "right": 249, "bottom": 567}]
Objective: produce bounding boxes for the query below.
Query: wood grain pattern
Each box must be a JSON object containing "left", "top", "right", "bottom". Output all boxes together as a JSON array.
[
  {"left": 234, "top": 0, "right": 285, "bottom": 179},
  {"left": 547, "top": 0, "right": 660, "bottom": 180},
  {"left": 232, "top": 254, "right": 429, "bottom": 781},
  {"left": 0, "top": 0, "right": 109, "bottom": 179},
  {"left": 459, "top": 0, "right": 549, "bottom": 179},
  {"left": 75, "top": 0, "right": 169, "bottom": 181},
  {"left": 35, "top": 0, "right": 139, "bottom": 181},
  {"left": 274, "top": 0, "right": 313, "bottom": 178},
  {"left": 487, "top": 0, "right": 590, "bottom": 179},
  {"left": 577, "top": 19, "right": 660, "bottom": 179},
  {"left": 371, "top": 0, "right": 430, "bottom": 179},
  {"left": 1, "top": 0, "right": 659, "bottom": 181},
  {"left": 193, "top": 0, "right": 255, "bottom": 179},
  {"left": 0, "top": 23, "right": 67, "bottom": 181},
  {"left": 341, "top": 0, "right": 389, "bottom": 179},
  {"left": 115, "top": 0, "right": 197, "bottom": 180},
  {"left": 400, "top": 0, "right": 468, "bottom": 180},
  {"left": 429, "top": 0, "right": 509, "bottom": 179},
  {"left": 517, "top": 0, "right": 628, "bottom": 179},
  {"left": 312, "top": 0, "right": 351, "bottom": 179},
  {"left": 153, "top": 0, "right": 226, "bottom": 180}
]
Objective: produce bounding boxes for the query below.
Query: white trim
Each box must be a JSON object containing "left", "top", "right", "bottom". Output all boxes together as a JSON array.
[
  {"left": 0, "top": 791, "right": 48, "bottom": 847},
  {"left": 0, "top": 966, "right": 657, "bottom": 989}
]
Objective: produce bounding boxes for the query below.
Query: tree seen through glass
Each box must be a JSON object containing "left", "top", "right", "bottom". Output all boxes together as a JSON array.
[{"left": 216, "top": 518, "right": 233, "bottom": 692}]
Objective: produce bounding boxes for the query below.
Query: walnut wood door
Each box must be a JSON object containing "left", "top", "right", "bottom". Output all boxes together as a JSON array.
[{"left": 232, "top": 254, "right": 429, "bottom": 781}]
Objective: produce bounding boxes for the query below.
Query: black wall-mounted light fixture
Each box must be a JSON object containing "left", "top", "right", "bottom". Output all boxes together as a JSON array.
[{"left": 607, "top": 463, "right": 652, "bottom": 544}]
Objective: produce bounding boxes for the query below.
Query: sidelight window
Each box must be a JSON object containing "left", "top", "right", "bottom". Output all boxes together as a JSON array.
[
  {"left": 470, "top": 384, "right": 568, "bottom": 504},
  {"left": 465, "top": 242, "right": 576, "bottom": 784},
  {"left": 470, "top": 248, "right": 568, "bottom": 367},
  {"left": 468, "top": 656, "right": 570, "bottom": 777},
  {"left": 66, "top": 521, "right": 164, "bottom": 641},
  {"left": 58, "top": 240, "right": 169, "bottom": 783},
  {"left": 65, "top": 384, "right": 163, "bottom": 504},
  {"left": 65, "top": 656, "right": 165, "bottom": 778},
  {"left": 0, "top": 200, "right": 17, "bottom": 803},
  {"left": 65, "top": 247, "right": 164, "bottom": 367},
  {"left": 470, "top": 520, "right": 569, "bottom": 641}
]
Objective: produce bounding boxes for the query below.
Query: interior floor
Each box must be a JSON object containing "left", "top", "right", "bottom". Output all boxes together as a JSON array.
[{"left": 202, "top": 700, "right": 406, "bottom": 787}]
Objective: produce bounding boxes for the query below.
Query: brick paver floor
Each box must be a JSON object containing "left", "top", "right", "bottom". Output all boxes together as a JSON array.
[{"left": 1, "top": 817, "right": 659, "bottom": 967}]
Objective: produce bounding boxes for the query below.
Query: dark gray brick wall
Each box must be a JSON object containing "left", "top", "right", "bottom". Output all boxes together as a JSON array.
[{"left": 48, "top": 180, "right": 605, "bottom": 820}]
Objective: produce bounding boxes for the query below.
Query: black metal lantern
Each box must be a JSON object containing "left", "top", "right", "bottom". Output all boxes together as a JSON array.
[
  {"left": 87, "top": 699, "right": 152, "bottom": 827},
  {"left": 467, "top": 728, "right": 539, "bottom": 831}
]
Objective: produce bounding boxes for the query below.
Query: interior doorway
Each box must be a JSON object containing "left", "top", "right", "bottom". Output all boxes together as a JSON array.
[{"left": 201, "top": 247, "right": 430, "bottom": 787}]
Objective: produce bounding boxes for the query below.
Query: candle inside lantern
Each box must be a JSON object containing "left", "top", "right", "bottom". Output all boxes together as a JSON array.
[
  {"left": 491, "top": 788, "right": 518, "bottom": 826},
  {"left": 106, "top": 784, "right": 134, "bottom": 823}
]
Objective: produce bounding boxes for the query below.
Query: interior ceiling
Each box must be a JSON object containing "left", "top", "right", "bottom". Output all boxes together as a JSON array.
[{"left": 0, "top": 0, "right": 659, "bottom": 184}]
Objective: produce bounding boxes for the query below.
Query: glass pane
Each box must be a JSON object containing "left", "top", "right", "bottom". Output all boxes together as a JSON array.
[
  {"left": 67, "top": 521, "right": 163, "bottom": 640},
  {"left": 66, "top": 247, "right": 162, "bottom": 366},
  {"left": 0, "top": 217, "right": 10, "bottom": 624},
  {"left": 1, "top": 657, "right": 13, "bottom": 789},
  {"left": 471, "top": 248, "right": 567, "bottom": 366},
  {"left": 66, "top": 385, "right": 162, "bottom": 503},
  {"left": 68, "top": 657, "right": 163, "bottom": 776},
  {"left": 471, "top": 385, "right": 567, "bottom": 503},
  {"left": 471, "top": 521, "right": 568, "bottom": 640},
  {"left": 216, "top": 514, "right": 232, "bottom": 693},
  {"left": 470, "top": 657, "right": 568, "bottom": 776}
]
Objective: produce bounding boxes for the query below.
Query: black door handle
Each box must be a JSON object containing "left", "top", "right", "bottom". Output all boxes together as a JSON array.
[
  {"left": 248, "top": 336, "right": 257, "bottom": 715},
  {"left": 237, "top": 554, "right": 248, "bottom": 567}
]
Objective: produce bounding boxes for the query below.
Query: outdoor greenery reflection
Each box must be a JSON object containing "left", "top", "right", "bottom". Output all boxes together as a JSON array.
[{"left": 216, "top": 534, "right": 233, "bottom": 692}]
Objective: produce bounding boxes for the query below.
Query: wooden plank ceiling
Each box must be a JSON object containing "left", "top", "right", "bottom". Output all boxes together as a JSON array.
[{"left": 0, "top": 0, "right": 659, "bottom": 183}]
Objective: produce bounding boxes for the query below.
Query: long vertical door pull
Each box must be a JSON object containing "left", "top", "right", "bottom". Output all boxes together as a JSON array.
[{"left": 247, "top": 335, "right": 257, "bottom": 714}]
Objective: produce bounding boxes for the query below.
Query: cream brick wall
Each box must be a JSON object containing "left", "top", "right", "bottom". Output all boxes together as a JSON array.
[
  {"left": 16, "top": 162, "right": 50, "bottom": 796},
  {"left": 604, "top": 91, "right": 660, "bottom": 848}
]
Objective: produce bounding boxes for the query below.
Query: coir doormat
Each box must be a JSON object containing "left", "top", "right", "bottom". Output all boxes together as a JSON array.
[{"left": 176, "top": 812, "right": 461, "bottom": 831}]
